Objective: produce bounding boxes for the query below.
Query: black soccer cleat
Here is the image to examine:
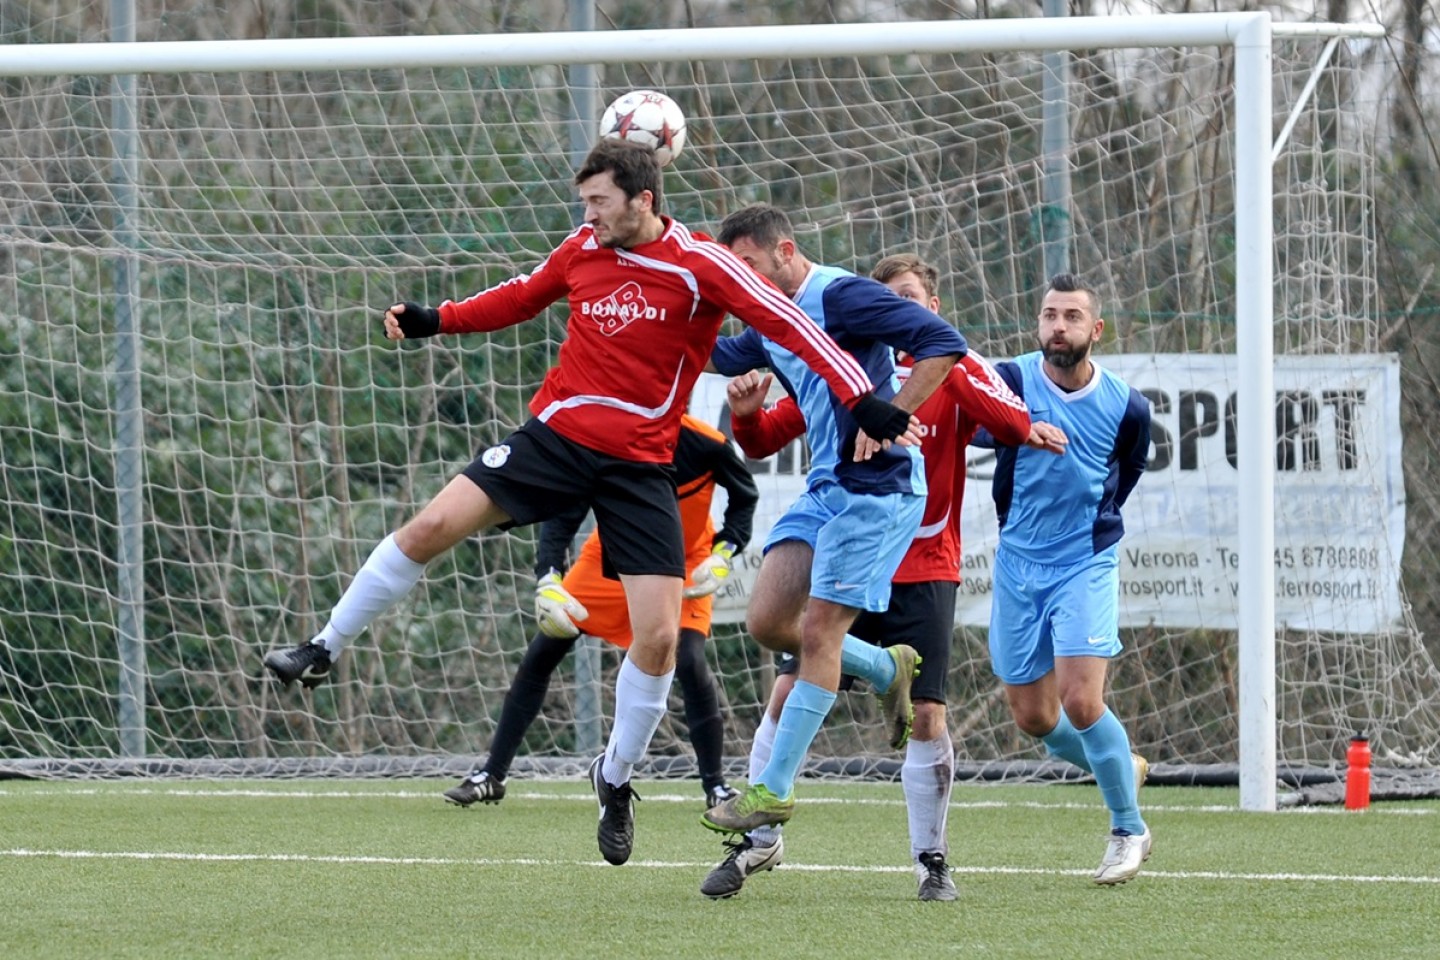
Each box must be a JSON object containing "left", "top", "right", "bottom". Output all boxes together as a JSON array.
[
  {"left": 444, "top": 770, "right": 506, "bottom": 807},
  {"left": 263, "top": 642, "right": 333, "bottom": 689},
  {"left": 589, "top": 754, "right": 638, "bottom": 866},
  {"left": 700, "top": 834, "right": 784, "bottom": 899}
]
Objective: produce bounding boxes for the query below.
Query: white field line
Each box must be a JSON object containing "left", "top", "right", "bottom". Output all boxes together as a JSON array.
[
  {"left": 2, "top": 847, "right": 1437, "bottom": 886},
  {"left": 0, "top": 785, "right": 1433, "bottom": 816}
]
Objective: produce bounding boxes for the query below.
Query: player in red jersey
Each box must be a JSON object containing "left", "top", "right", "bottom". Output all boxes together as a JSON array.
[
  {"left": 262, "top": 140, "right": 915, "bottom": 867},
  {"left": 701, "top": 254, "right": 1051, "bottom": 901},
  {"left": 442, "top": 415, "right": 756, "bottom": 811}
]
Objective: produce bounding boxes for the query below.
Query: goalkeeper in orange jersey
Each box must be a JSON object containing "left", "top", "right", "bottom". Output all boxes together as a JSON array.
[{"left": 443, "top": 413, "right": 758, "bottom": 810}]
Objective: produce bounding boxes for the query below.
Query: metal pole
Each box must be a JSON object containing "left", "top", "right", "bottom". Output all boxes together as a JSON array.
[
  {"left": 1040, "top": 0, "right": 1072, "bottom": 278},
  {"left": 110, "top": 0, "right": 146, "bottom": 758},
  {"left": 567, "top": 0, "right": 604, "bottom": 759},
  {"left": 0, "top": 18, "right": 1386, "bottom": 77},
  {"left": 1234, "top": 13, "right": 1277, "bottom": 812}
]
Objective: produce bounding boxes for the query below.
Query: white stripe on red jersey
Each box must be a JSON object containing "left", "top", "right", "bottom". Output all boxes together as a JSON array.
[{"left": 437, "top": 218, "right": 873, "bottom": 462}]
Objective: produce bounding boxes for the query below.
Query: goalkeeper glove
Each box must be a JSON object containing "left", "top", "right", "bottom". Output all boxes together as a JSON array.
[
  {"left": 534, "top": 570, "right": 589, "bottom": 639},
  {"left": 849, "top": 391, "right": 913, "bottom": 443},
  {"left": 683, "top": 542, "right": 737, "bottom": 599},
  {"left": 393, "top": 302, "right": 441, "bottom": 339}
]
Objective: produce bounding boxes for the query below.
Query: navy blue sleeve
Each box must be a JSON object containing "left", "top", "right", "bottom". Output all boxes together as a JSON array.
[
  {"left": 821, "top": 276, "right": 968, "bottom": 360},
  {"left": 970, "top": 361, "right": 1025, "bottom": 448},
  {"left": 710, "top": 328, "right": 769, "bottom": 377},
  {"left": 1110, "top": 387, "right": 1152, "bottom": 508}
]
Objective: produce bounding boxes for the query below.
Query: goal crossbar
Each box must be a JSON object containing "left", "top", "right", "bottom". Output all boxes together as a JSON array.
[{"left": 0, "top": 16, "right": 1383, "bottom": 76}]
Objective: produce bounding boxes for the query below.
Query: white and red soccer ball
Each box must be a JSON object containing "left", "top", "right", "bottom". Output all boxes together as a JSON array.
[{"left": 599, "top": 89, "right": 687, "bottom": 168}]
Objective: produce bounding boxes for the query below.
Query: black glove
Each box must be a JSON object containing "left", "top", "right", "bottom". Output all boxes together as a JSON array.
[
  {"left": 849, "top": 392, "right": 912, "bottom": 443},
  {"left": 393, "top": 302, "right": 441, "bottom": 339}
]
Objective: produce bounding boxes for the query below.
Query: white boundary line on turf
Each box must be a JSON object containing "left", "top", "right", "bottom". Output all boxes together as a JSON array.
[
  {"left": 0, "top": 786, "right": 1432, "bottom": 816},
  {"left": 4, "top": 848, "right": 1438, "bottom": 886}
]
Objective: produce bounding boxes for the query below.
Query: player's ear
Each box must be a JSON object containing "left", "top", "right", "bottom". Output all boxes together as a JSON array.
[{"left": 1093, "top": 316, "right": 1105, "bottom": 342}]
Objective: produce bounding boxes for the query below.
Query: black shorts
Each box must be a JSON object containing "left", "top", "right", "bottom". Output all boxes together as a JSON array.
[
  {"left": 778, "top": 579, "right": 958, "bottom": 703},
  {"left": 461, "top": 419, "right": 684, "bottom": 578}
]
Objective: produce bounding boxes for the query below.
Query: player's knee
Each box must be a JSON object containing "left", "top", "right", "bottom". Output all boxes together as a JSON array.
[
  {"left": 674, "top": 628, "right": 705, "bottom": 670},
  {"left": 1060, "top": 697, "right": 1105, "bottom": 731},
  {"left": 394, "top": 516, "right": 453, "bottom": 563},
  {"left": 673, "top": 632, "right": 711, "bottom": 691},
  {"left": 911, "top": 701, "right": 946, "bottom": 742},
  {"left": 1010, "top": 703, "right": 1058, "bottom": 738},
  {"left": 745, "top": 608, "right": 798, "bottom": 654}
]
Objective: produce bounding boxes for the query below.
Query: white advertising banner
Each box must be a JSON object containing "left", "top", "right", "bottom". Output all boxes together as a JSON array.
[{"left": 693, "top": 354, "right": 1404, "bottom": 634}]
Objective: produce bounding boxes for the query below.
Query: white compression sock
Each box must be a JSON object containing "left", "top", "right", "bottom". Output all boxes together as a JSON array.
[
  {"left": 749, "top": 711, "right": 779, "bottom": 782},
  {"left": 901, "top": 728, "right": 954, "bottom": 859},
  {"left": 601, "top": 656, "right": 675, "bottom": 785},
  {"left": 315, "top": 534, "right": 426, "bottom": 657}
]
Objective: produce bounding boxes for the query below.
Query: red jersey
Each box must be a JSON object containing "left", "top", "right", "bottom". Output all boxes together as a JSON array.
[
  {"left": 438, "top": 218, "right": 872, "bottom": 463},
  {"left": 731, "top": 351, "right": 1029, "bottom": 582}
]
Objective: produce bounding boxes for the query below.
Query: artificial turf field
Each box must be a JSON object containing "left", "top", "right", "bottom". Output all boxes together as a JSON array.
[{"left": 1, "top": 777, "right": 1435, "bottom": 960}]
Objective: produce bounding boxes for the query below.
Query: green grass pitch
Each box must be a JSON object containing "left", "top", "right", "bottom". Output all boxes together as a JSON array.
[{"left": 1, "top": 778, "right": 1435, "bottom": 959}]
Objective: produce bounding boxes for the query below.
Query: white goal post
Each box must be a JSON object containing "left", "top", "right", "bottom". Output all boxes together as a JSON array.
[{"left": 0, "top": 14, "right": 1405, "bottom": 812}]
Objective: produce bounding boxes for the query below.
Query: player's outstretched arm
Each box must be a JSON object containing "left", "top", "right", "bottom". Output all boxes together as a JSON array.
[
  {"left": 949, "top": 352, "right": 1040, "bottom": 449},
  {"left": 384, "top": 302, "right": 441, "bottom": 340}
]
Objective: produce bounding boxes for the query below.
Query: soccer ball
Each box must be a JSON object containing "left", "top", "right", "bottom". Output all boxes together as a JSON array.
[{"left": 599, "top": 89, "right": 687, "bottom": 168}]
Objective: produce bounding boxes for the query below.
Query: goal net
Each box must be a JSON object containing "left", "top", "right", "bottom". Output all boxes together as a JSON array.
[{"left": 2, "top": 15, "right": 1437, "bottom": 790}]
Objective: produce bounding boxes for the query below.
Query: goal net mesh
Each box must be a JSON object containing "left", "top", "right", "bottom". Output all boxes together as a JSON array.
[{"left": 3, "top": 17, "right": 1437, "bottom": 781}]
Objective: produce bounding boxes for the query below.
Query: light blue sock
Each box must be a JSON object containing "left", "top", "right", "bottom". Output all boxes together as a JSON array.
[
  {"left": 1076, "top": 708, "right": 1146, "bottom": 834},
  {"left": 1040, "top": 712, "right": 1092, "bottom": 772},
  {"left": 756, "top": 680, "right": 837, "bottom": 800},
  {"left": 840, "top": 634, "right": 897, "bottom": 692}
]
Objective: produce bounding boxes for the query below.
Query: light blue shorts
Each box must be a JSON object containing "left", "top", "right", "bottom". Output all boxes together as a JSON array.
[
  {"left": 988, "top": 543, "right": 1122, "bottom": 685},
  {"left": 765, "top": 482, "right": 923, "bottom": 613}
]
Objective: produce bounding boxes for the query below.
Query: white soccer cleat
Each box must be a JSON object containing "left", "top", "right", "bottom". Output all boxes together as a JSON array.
[
  {"left": 1093, "top": 828, "right": 1152, "bottom": 885},
  {"left": 1132, "top": 753, "right": 1150, "bottom": 796}
]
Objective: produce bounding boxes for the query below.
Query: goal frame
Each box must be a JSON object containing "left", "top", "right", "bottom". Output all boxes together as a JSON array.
[{"left": 0, "top": 13, "right": 1387, "bottom": 811}]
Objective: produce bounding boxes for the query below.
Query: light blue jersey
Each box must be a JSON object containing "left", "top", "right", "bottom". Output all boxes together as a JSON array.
[
  {"left": 980, "top": 351, "right": 1151, "bottom": 679},
  {"left": 989, "top": 352, "right": 1150, "bottom": 566},
  {"left": 711, "top": 264, "right": 966, "bottom": 496},
  {"left": 711, "top": 262, "right": 966, "bottom": 609},
  {"left": 983, "top": 350, "right": 1151, "bottom": 839}
]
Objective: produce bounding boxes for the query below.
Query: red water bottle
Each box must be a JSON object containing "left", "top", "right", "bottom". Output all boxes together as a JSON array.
[{"left": 1344, "top": 735, "right": 1371, "bottom": 810}]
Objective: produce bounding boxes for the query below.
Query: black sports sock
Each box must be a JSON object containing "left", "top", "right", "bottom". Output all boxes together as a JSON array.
[
  {"left": 675, "top": 627, "right": 726, "bottom": 789},
  {"left": 482, "top": 632, "right": 575, "bottom": 780}
]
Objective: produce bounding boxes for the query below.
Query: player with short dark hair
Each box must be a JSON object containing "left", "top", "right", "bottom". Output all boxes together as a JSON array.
[
  {"left": 704, "top": 253, "right": 1039, "bottom": 901},
  {"left": 699, "top": 206, "right": 966, "bottom": 845},
  {"left": 981, "top": 272, "right": 1153, "bottom": 885},
  {"left": 261, "top": 140, "right": 912, "bottom": 867}
]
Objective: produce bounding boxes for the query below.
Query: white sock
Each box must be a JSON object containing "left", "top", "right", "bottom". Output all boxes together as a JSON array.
[
  {"left": 901, "top": 728, "right": 954, "bottom": 860},
  {"left": 601, "top": 656, "right": 674, "bottom": 785},
  {"left": 749, "top": 711, "right": 779, "bottom": 782},
  {"left": 737, "top": 709, "right": 784, "bottom": 848},
  {"left": 748, "top": 823, "right": 784, "bottom": 847},
  {"left": 315, "top": 534, "right": 425, "bottom": 656}
]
